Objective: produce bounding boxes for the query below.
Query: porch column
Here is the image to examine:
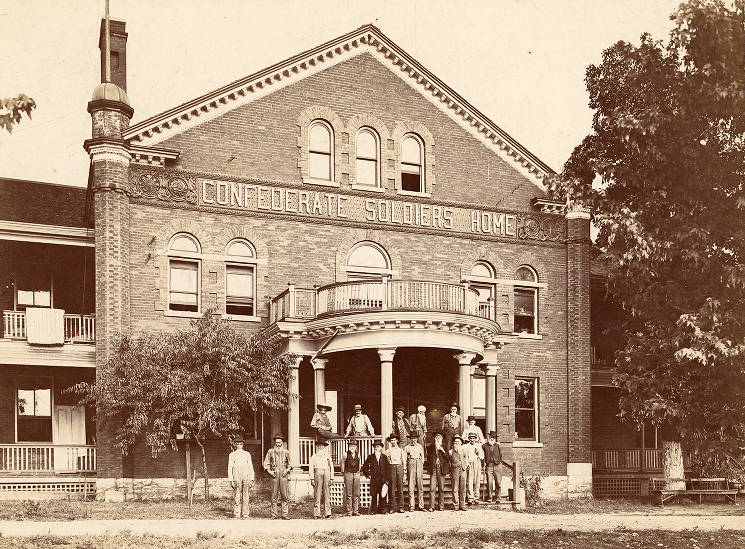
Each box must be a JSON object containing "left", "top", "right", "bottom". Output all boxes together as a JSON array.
[
  {"left": 312, "top": 358, "right": 328, "bottom": 408},
  {"left": 485, "top": 364, "right": 499, "bottom": 434},
  {"left": 288, "top": 356, "right": 303, "bottom": 468},
  {"left": 455, "top": 352, "right": 477, "bottom": 418},
  {"left": 378, "top": 348, "right": 397, "bottom": 440}
]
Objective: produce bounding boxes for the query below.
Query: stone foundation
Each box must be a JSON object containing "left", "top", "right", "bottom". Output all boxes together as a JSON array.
[{"left": 566, "top": 462, "right": 593, "bottom": 499}]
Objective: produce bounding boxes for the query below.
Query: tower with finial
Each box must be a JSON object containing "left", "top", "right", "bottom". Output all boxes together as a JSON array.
[{"left": 83, "top": 0, "right": 133, "bottom": 488}]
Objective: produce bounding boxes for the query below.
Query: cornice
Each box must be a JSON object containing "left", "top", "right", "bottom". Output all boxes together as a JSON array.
[
  {"left": 87, "top": 98, "right": 134, "bottom": 118},
  {"left": 0, "top": 220, "right": 94, "bottom": 247},
  {"left": 129, "top": 144, "right": 181, "bottom": 167},
  {"left": 531, "top": 197, "right": 566, "bottom": 215},
  {"left": 121, "top": 25, "right": 554, "bottom": 187}
]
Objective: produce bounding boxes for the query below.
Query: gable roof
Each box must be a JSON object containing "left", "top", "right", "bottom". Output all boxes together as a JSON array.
[{"left": 122, "top": 24, "right": 554, "bottom": 186}]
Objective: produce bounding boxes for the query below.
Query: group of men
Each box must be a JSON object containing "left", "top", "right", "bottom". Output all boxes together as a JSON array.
[{"left": 227, "top": 401, "right": 503, "bottom": 519}]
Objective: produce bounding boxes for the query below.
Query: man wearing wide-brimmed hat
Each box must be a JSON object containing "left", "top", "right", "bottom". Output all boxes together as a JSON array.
[
  {"left": 310, "top": 402, "right": 343, "bottom": 441},
  {"left": 482, "top": 430, "right": 503, "bottom": 503},
  {"left": 263, "top": 433, "right": 291, "bottom": 519},
  {"left": 227, "top": 438, "right": 254, "bottom": 518},
  {"left": 345, "top": 404, "right": 375, "bottom": 437}
]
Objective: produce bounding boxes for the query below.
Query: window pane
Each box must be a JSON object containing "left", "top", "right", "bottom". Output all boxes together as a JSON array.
[
  {"left": 171, "top": 235, "right": 198, "bottom": 252},
  {"left": 514, "top": 314, "right": 535, "bottom": 333},
  {"left": 227, "top": 241, "right": 254, "bottom": 258},
  {"left": 170, "top": 292, "right": 198, "bottom": 305},
  {"left": 401, "top": 172, "right": 421, "bottom": 192},
  {"left": 515, "top": 410, "right": 535, "bottom": 439},
  {"left": 348, "top": 244, "right": 388, "bottom": 269},
  {"left": 34, "top": 291, "right": 51, "bottom": 307},
  {"left": 357, "top": 130, "right": 376, "bottom": 158},
  {"left": 514, "top": 289, "right": 535, "bottom": 315},
  {"left": 17, "top": 390, "right": 34, "bottom": 416},
  {"left": 515, "top": 379, "right": 535, "bottom": 409},
  {"left": 34, "top": 389, "right": 51, "bottom": 416},
  {"left": 309, "top": 152, "right": 331, "bottom": 180},
  {"left": 309, "top": 124, "right": 331, "bottom": 152},
  {"left": 471, "top": 263, "right": 492, "bottom": 278},
  {"left": 356, "top": 158, "right": 377, "bottom": 186},
  {"left": 402, "top": 137, "right": 421, "bottom": 164},
  {"left": 170, "top": 262, "right": 198, "bottom": 293},
  {"left": 227, "top": 267, "right": 254, "bottom": 298},
  {"left": 17, "top": 290, "right": 34, "bottom": 306},
  {"left": 516, "top": 266, "right": 536, "bottom": 282}
]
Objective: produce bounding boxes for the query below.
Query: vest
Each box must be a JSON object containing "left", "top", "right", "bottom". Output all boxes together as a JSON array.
[{"left": 344, "top": 451, "right": 361, "bottom": 473}]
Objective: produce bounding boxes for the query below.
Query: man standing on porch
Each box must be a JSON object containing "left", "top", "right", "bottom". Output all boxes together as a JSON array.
[
  {"left": 362, "top": 439, "right": 389, "bottom": 514},
  {"left": 345, "top": 404, "right": 375, "bottom": 437},
  {"left": 409, "top": 405, "right": 428, "bottom": 450},
  {"left": 449, "top": 435, "right": 469, "bottom": 511},
  {"left": 483, "top": 430, "right": 503, "bottom": 503},
  {"left": 441, "top": 403, "right": 463, "bottom": 450},
  {"left": 263, "top": 434, "right": 291, "bottom": 520},
  {"left": 309, "top": 440, "right": 335, "bottom": 519},
  {"left": 392, "top": 407, "right": 412, "bottom": 442},
  {"left": 462, "top": 415, "right": 485, "bottom": 444},
  {"left": 428, "top": 432, "right": 450, "bottom": 511},
  {"left": 227, "top": 439, "right": 254, "bottom": 518},
  {"left": 385, "top": 434, "right": 406, "bottom": 513},
  {"left": 405, "top": 434, "right": 426, "bottom": 511}
]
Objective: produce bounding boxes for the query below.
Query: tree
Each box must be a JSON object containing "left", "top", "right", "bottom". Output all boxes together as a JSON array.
[
  {"left": 0, "top": 94, "right": 36, "bottom": 133},
  {"left": 73, "top": 312, "right": 295, "bottom": 500},
  {"left": 549, "top": 0, "right": 745, "bottom": 485}
]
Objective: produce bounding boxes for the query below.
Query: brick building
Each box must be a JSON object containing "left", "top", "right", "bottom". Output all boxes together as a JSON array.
[{"left": 1, "top": 20, "right": 596, "bottom": 500}]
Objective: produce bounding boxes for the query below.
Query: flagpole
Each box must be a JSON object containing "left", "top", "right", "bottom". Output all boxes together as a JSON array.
[{"left": 104, "top": 0, "right": 111, "bottom": 83}]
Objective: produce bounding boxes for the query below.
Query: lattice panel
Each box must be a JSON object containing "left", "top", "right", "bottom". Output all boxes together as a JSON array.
[
  {"left": 593, "top": 477, "right": 642, "bottom": 499},
  {"left": 330, "top": 478, "right": 372, "bottom": 508},
  {"left": 0, "top": 481, "right": 95, "bottom": 493}
]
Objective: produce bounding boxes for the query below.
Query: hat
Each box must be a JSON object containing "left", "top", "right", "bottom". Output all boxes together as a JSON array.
[
  {"left": 450, "top": 403, "right": 459, "bottom": 410},
  {"left": 315, "top": 440, "right": 328, "bottom": 447},
  {"left": 396, "top": 406, "right": 406, "bottom": 414},
  {"left": 417, "top": 405, "right": 426, "bottom": 413},
  {"left": 273, "top": 434, "right": 285, "bottom": 442},
  {"left": 468, "top": 432, "right": 478, "bottom": 439},
  {"left": 452, "top": 435, "right": 463, "bottom": 443},
  {"left": 316, "top": 402, "right": 332, "bottom": 411},
  {"left": 233, "top": 438, "right": 245, "bottom": 444},
  {"left": 387, "top": 434, "right": 399, "bottom": 442},
  {"left": 348, "top": 438, "right": 359, "bottom": 445},
  {"left": 488, "top": 430, "right": 498, "bottom": 438},
  {"left": 467, "top": 415, "right": 476, "bottom": 422},
  {"left": 353, "top": 404, "right": 363, "bottom": 411},
  {"left": 373, "top": 439, "right": 384, "bottom": 447}
]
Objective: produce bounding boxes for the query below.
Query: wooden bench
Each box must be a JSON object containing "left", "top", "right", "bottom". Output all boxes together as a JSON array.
[{"left": 651, "top": 477, "right": 739, "bottom": 506}]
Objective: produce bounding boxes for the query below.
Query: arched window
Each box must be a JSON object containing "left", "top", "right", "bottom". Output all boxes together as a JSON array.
[
  {"left": 355, "top": 128, "right": 379, "bottom": 187},
  {"left": 345, "top": 241, "right": 392, "bottom": 281},
  {"left": 308, "top": 120, "right": 333, "bottom": 181},
  {"left": 514, "top": 265, "right": 538, "bottom": 334},
  {"left": 168, "top": 233, "right": 201, "bottom": 313},
  {"left": 469, "top": 261, "right": 496, "bottom": 319},
  {"left": 401, "top": 134, "right": 424, "bottom": 192},
  {"left": 225, "top": 239, "right": 257, "bottom": 318}
]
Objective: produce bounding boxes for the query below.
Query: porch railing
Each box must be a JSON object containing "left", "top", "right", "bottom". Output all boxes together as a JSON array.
[
  {"left": 592, "top": 449, "right": 663, "bottom": 471},
  {"left": 0, "top": 444, "right": 96, "bottom": 473},
  {"left": 297, "top": 437, "right": 378, "bottom": 466},
  {"left": 271, "top": 280, "right": 485, "bottom": 323},
  {"left": 2, "top": 310, "right": 95, "bottom": 343}
]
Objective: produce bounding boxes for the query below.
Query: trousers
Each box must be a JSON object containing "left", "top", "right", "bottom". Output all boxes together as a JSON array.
[
  {"left": 270, "top": 475, "right": 289, "bottom": 518},
  {"left": 451, "top": 465, "right": 467, "bottom": 510},
  {"left": 429, "top": 466, "right": 446, "bottom": 510},
  {"left": 407, "top": 459, "right": 424, "bottom": 510},
  {"left": 369, "top": 476, "right": 387, "bottom": 514},
  {"left": 232, "top": 466, "right": 252, "bottom": 517},
  {"left": 344, "top": 472, "right": 360, "bottom": 514},
  {"left": 313, "top": 469, "right": 331, "bottom": 517},
  {"left": 467, "top": 460, "right": 482, "bottom": 502},
  {"left": 485, "top": 463, "right": 502, "bottom": 501},
  {"left": 389, "top": 463, "right": 405, "bottom": 511}
]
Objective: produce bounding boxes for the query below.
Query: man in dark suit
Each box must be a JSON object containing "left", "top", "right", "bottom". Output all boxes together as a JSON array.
[
  {"left": 427, "top": 431, "right": 450, "bottom": 511},
  {"left": 361, "top": 439, "right": 389, "bottom": 514}
]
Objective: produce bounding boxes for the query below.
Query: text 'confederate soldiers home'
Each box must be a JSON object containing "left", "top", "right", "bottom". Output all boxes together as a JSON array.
[{"left": 3, "top": 19, "right": 643, "bottom": 502}]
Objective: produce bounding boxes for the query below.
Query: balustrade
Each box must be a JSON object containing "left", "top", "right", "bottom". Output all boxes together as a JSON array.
[
  {"left": 2, "top": 310, "right": 95, "bottom": 343},
  {"left": 0, "top": 444, "right": 96, "bottom": 473}
]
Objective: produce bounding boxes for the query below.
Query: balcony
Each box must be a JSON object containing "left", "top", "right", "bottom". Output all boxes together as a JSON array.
[
  {"left": 271, "top": 280, "right": 488, "bottom": 322},
  {"left": 3, "top": 310, "right": 95, "bottom": 344},
  {"left": 0, "top": 444, "right": 96, "bottom": 474}
]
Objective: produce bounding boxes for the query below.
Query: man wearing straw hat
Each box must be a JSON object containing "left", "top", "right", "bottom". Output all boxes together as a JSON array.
[
  {"left": 263, "top": 433, "right": 291, "bottom": 519},
  {"left": 311, "top": 402, "right": 343, "bottom": 441}
]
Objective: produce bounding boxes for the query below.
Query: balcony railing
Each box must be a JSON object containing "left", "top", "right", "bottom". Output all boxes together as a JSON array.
[
  {"left": 592, "top": 449, "right": 664, "bottom": 471},
  {"left": 271, "top": 280, "right": 485, "bottom": 323},
  {"left": 2, "top": 310, "right": 95, "bottom": 343},
  {"left": 0, "top": 444, "right": 96, "bottom": 473},
  {"left": 297, "top": 437, "right": 386, "bottom": 466}
]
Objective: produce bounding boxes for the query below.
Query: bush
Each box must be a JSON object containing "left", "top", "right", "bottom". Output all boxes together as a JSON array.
[{"left": 520, "top": 472, "right": 542, "bottom": 507}]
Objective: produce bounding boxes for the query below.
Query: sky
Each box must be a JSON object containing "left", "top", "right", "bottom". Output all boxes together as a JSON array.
[{"left": 0, "top": 0, "right": 682, "bottom": 188}]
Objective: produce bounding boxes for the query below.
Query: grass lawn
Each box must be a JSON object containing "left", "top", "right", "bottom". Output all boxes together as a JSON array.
[
  {"left": 0, "top": 528, "right": 743, "bottom": 548},
  {"left": 521, "top": 497, "right": 745, "bottom": 515}
]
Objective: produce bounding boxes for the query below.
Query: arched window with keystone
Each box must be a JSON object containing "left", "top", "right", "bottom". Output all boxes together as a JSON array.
[
  {"left": 355, "top": 128, "right": 380, "bottom": 188},
  {"left": 308, "top": 120, "right": 334, "bottom": 182},
  {"left": 467, "top": 261, "right": 496, "bottom": 320},
  {"left": 401, "top": 134, "right": 424, "bottom": 192},
  {"left": 225, "top": 239, "right": 257, "bottom": 318},
  {"left": 514, "top": 265, "right": 539, "bottom": 334}
]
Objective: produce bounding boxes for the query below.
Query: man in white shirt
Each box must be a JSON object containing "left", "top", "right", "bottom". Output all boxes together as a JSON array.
[
  {"left": 345, "top": 404, "right": 375, "bottom": 437},
  {"left": 308, "top": 440, "right": 335, "bottom": 518},
  {"left": 227, "top": 439, "right": 254, "bottom": 518},
  {"left": 465, "top": 432, "right": 485, "bottom": 505},
  {"left": 461, "top": 415, "right": 485, "bottom": 444},
  {"left": 385, "top": 434, "right": 406, "bottom": 513},
  {"left": 405, "top": 434, "right": 426, "bottom": 511}
]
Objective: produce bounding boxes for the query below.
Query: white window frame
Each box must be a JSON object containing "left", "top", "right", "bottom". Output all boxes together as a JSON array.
[
  {"left": 15, "top": 375, "right": 54, "bottom": 443},
  {"left": 514, "top": 376, "right": 539, "bottom": 444},
  {"left": 343, "top": 241, "right": 394, "bottom": 281},
  {"left": 352, "top": 127, "right": 381, "bottom": 191},
  {"left": 513, "top": 265, "right": 539, "bottom": 336},
  {"left": 306, "top": 119, "right": 336, "bottom": 186},
  {"left": 165, "top": 233, "right": 202, "bottom": 318},
  {"left": 399, "top": 133, "right": 425, "bottom": 194},
  {"left": 223, "top": 239, "right": 260, "bottom": 322}
]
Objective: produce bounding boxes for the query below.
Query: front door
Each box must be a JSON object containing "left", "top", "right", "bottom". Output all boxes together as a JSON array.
[{"left": 54, "top": 405, "right": 85, "bottom": 470}]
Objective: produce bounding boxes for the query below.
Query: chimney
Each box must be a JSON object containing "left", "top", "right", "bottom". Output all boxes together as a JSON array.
[{"left": 98, "top": 18, "right": 127, "bottom": 91}]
